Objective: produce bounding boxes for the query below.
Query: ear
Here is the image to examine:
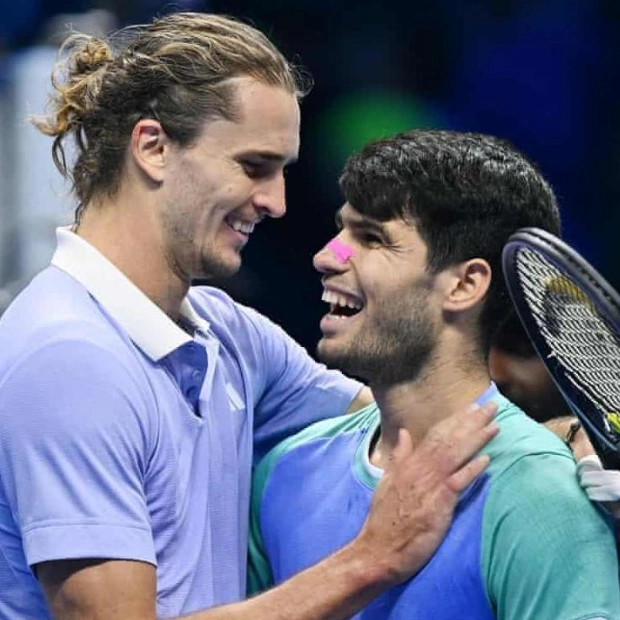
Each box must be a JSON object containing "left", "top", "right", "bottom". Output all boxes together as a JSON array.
[
  {"left": 129, "top": 119, "right": 169, "bottom": 184},
  {"left": 441, "top": 258, "right": 492, "bottom": 313}
]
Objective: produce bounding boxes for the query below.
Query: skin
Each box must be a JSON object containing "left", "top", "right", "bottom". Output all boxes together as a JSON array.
[
  {"left": 76, "top": 77, "right": 300, "bottom": 320},
  {"left": 36, "top": 80, "right": 499, "bottom": 619},
  {"left": 314, "top": 203, "right": 495, "bottom": 459},
  {"left": 488, "top": 347, "right": 570, "bottom": 423},
  {"left": 38, "top": 404, "right": 498, "bottom": 620},
  {"left": 545, "top": 416, "right": 620, "bottom": 517},
  {"left": 317, "top": 208, "right": 440, "bottom": 388},
  {"left": 316, "top": 205, "right": 597, "bottom": 454},
  {"left": 312, "top": 204, "right": 620, "bottom": 619}
]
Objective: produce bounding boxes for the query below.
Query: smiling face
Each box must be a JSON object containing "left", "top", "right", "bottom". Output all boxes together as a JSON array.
[
  {"left": 159, "top": 77, "right": 300, "bottom": 281},
  {"left": 314, "top": 203, "right": 446, "bottom": 387}
]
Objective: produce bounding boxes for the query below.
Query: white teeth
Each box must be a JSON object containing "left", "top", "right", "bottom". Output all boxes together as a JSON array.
[
  {"left": 321, "top": 290, "right": 363, "bottom": 310},
  {"left": 228, "top": 218, "right": 255, "bottom": 234}
]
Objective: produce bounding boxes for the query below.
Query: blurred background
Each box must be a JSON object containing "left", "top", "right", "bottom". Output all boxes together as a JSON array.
[{"left": 1, "top": 0, "right": 619, "bottom": 355}]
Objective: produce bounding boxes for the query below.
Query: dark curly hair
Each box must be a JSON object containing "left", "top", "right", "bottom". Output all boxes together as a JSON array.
[{"left": 339, "top": 129, "right": 561, "bottom": 354}]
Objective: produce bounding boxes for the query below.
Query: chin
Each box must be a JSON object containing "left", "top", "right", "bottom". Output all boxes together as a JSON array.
[
  {"left": 316, "top": 340, "right": 337, "bottom": 366},
  {"left": 317, "top": 340, "right": 356, "bottom": 374},
  {"left": 200, "top": 253, "right": 242, "bottom": 279},
  {"left": 316, "top": 335, "right": 339, "bottom": 360}
]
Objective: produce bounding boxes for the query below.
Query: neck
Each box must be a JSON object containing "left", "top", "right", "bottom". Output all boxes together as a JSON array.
[
  {"left": 369, "top": 358, "right": 491, "bottom": 469},
  {"left": 75, "top": 190, "right": 188, "bottom": 321}
]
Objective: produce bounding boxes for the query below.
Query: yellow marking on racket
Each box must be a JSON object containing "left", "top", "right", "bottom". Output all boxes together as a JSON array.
[
  {"left": 606, "top": 412, "right": 620, "bottom": 434},
  {"left": 545, "top": 275, "right": 593, "bottom": 308}
]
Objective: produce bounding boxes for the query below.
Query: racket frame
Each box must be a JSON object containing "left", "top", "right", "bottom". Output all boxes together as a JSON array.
[{"left": 502, "top": 227, "right": 620, "bottom": 468}]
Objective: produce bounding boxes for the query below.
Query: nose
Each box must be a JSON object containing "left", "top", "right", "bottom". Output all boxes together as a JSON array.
[
  {"left": 253, "top": 173, "right": 286, "bottom": 219},
  {"left": 313, "top": 236, "right": 353, "bottom": 274}
]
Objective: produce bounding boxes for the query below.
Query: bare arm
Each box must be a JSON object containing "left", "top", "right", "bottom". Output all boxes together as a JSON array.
[
  {"left": 543, "top": 415, "right": 595, "bottom": 460},
  {"left": 544, "top": 416, "right": 620, "bottom": 518},
  {"left": 39, "top": 401, "right": 499, "bottom": 620}
]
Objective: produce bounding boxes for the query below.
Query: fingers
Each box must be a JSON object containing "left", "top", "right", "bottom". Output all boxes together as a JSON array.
[
  {"left": 577, "top": 454, "right": 604, "bottom": 474},
  {"left": 574, "top": 456, "right": 620, "bottom": 518},
  {"left": 452, "top": 401, "right": 499, "bottom": 464},
  {"left": 571, "top": 428, "right": 597, "bottom": 461},
  {"left": 577, "top": 455, "right": 620, "bottom": 502},
  {"left": 446, "top": 453, "right": 491, "bottom": 493},
  {"left": 353, "top": 399, "right": 500, "bottom": 585},
  {"left": 543, "top": 416, "right": 597, "bottom": 461},
  {"left": 416, "top": 401, "right": 499, "bottom": 477}
]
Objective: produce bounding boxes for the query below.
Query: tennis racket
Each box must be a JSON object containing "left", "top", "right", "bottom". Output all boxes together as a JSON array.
[{"left": 502, "top": 227, "right": 620, "bottom": 470}]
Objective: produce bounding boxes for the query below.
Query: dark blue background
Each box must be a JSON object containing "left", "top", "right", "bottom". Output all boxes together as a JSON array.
[{"left": 3, "top": 0, "right": 619, "bottom": 355}]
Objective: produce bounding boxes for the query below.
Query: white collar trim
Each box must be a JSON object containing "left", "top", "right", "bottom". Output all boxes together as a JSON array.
[{"left": 50, "top": 227, "right": 209, "bottom": 360}]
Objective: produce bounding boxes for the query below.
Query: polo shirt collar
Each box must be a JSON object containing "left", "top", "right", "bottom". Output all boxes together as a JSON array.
[{"left": 51, "top": 227, "right": 210, "bottom": 361}]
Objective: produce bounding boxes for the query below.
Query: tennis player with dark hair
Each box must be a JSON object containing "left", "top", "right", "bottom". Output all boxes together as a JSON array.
[
  {"left": 249, "top": 129, "right": 620, "bottom": 619},
  {"left": 0, "top": 13, "right": 500, "bottom": 620}
]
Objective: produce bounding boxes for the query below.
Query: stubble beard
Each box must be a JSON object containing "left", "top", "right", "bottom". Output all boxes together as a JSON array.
[
  {"left": 167, "top": 220, "right": 242, "bottom": 282},
  {"left": 199, "top": 245, "right": 241, "bottom": 279},
  {"left": 317, "top": 293, "right": 438, "bottom": 388},
  {"left": 162, "top": 195, "right": 243, "bottom": 282}
]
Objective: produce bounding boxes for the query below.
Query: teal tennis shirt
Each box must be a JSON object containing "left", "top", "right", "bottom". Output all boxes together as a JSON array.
[{"left": 249, "top": 389, "right": 620, "bottom": 619}]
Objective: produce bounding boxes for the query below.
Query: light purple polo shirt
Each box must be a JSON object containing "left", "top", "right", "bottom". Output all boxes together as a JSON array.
[{"left": 0, "top": 228, "right": 362, "bottom": 619}]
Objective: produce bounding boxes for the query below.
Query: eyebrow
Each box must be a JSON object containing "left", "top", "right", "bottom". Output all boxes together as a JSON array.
[
  {"left": 239, "top": 150, "right": 298, "bottom": 166},
  {"left": 335, "top": 208, "right": 387, "bottom": 235}
]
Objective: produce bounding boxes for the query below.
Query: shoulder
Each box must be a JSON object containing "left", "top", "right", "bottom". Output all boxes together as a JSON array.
[
  {"left": 253, "top": 404, "right": 379, "bottom": 492},
  {"left": 0, "top": 266, "right": 135, "bottom": 364},
  {"left": 483, "top": 395, "right": 572, "bottom": 478},
  {"left": 482, "top": 396, "right": 614, "bottom": 550},
  {"left": 189, "top": 286, "right": 316, "bottom": 383},
  {"left": 189, "top": 285, "right": 293, "bottom": 343},
  {"left": 481, "top": 399, "right": 619, "bottom": 619},
  {"left": 481, "top": 395, "right": 613, "bottom": 546},
  {"left": 281, "top": 403, "right": 379, "bottom": 450},
  {"left": 189, "top": 285, "right": 262, "bottom": 326},
  {"left": 0, "top": 271, "right": 153, "bottom": 425},
  {"left": 0, "top": 333, "right": 152, "bottom": 423}
]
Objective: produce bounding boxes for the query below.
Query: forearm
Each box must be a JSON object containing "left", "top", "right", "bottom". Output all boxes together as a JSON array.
[
  {"left": 181, "top": 403, "right": 499, "bottom": 620},
  {"left": 42, "top": 403, "right": 498, "bottom": 620},
  {"left": 177, "top": 541, "right": 387, "bottom": 620}
]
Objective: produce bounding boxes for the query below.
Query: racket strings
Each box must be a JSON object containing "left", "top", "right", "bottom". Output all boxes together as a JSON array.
[{"left": 515, "top": 248, "right": 620, "bottom": 439}]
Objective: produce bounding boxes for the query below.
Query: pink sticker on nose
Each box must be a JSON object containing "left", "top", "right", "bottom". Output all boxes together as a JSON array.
[{"left": 326, "top": 238, "right": 354, "bottom": 263}]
